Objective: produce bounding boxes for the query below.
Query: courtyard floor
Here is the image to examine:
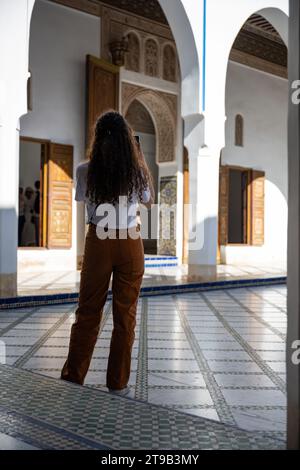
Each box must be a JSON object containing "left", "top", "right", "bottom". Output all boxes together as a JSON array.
[
  {"left": 0, "top": 284, "right": 287, "bottom": 447},
  {"left": 17, "top": 263, "right": 286, "bottom": 296}
]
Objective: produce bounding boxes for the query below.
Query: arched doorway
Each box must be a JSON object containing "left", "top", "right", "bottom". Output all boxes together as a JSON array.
[
  {"left": 217, "top": 7, "right": 289, "bottom": 439},
  {"left": 125, "top": 99, "right": 159, "bottom": 254},
  {"left": 122, "top": 84, "right": 178, "bottom": 256},
  {"left": 219, "top": 12, "right": 288, "bottom": 270}
]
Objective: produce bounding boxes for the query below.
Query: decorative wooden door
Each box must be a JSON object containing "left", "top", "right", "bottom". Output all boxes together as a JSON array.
[
  {"left": 250, "top": 170, "right": 265, "bottom": 246},
  {"left": 86, "top": 55, "right": 120, "bottom": 148},
  {"left": 183, "top": 147, "right": 189, "bottom": 263},
  {"left": 219, "top": 165, "right": 230, "bottom": 246},
  {"left": 47, "top": 143, "right": 73, "bottom": 249}
]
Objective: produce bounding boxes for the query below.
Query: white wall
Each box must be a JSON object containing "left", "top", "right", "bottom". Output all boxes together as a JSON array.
[
  {"left": 221, "top": 61, "right": 288, "bottom": 268},
  {"left": 19, "top": 0, "right": 100, "bottom": 271}
]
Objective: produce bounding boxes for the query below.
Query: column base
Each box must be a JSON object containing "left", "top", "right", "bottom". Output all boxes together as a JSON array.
[
  {"left": 187, "top": 264, "right": 217, "bottom": 282},
  {"left": 0, "top": 273, "right": 17, "bottom": 298}
]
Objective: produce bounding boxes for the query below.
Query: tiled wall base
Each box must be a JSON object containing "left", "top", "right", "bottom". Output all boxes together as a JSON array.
[
  {"left": 0, "top": 364, "right": 285, "bottom": 450},
  {"left": 145, "top": 256, "right": 178, "bottom": 268}
]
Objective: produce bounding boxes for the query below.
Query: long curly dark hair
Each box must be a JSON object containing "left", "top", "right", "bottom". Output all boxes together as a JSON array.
[{"left": 86, "top": 111, "right": 153, "bottom": 205}]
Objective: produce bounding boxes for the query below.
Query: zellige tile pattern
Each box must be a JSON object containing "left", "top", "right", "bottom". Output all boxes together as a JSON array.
[
  {"left": 0, "top": 285, "right": 287, "bottom": 442},
  {"left": 0, "top": 364, "right": 284, "bottom": 450}
]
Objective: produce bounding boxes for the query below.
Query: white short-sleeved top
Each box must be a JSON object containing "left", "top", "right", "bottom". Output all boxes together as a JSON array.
[{"left": 75, "top": 161, "right": 151, "bottom": 229}]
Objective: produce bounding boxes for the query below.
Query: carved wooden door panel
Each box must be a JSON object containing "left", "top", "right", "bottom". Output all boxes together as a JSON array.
[
  {"left": 183, "top": 147, "right": 189, "bottom": 263},
  {"left": 86, "top": 55, "right": 120, "bottom": 148},
  {"left": 219, "top": 165, "right": 229, "bottom": 246},
  {"left": 47, "top": 143, "right": 73, "bottom": 249},
  {"left": 250, "top": 170, "right": 265, "bottom": 246}
]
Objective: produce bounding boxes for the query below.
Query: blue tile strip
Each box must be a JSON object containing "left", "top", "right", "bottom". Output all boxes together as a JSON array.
[{"left": 144, "top": 263, "right": 178, "bottom": 268}]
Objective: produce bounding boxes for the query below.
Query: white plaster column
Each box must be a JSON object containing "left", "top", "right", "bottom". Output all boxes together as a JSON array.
[
  {"left": 0, "top": 0, "right": 35, "bottom": 297},
  {"left": 184, "top": 116, "right": 221, "bottom": 273},
  {"left": 287, "top": 0, "right": 300, "bottom": 450},
  {"left": 188, "top": 149, "right": 220, "bottom": 273},
  {"left": 0, "top": 119, "right": 21, "bottom": 297},
  {"left": 157, "top": 1, "right": 206, "bottom": 266}
]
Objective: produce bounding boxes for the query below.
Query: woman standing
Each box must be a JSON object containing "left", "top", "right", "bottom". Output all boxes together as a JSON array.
[{"left": 61, "top": 111, "right": 153, "bottom": 396}]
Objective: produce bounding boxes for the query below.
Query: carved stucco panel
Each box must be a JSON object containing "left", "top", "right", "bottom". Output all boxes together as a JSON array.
[
  {"left": 101, "top": 6, "right": 179, "bottom": 81},
  {"left": 125, "top": 32, "right": 141, "bottom": 72},
  {"left": 122, "top": 83, "right": 177, "bottom": 163},
  {"left": 163, "top": 44, "right": 177, "bottom": 82},
  {"left": 145, "top": 38, "right": 159, "bottom": 77}
]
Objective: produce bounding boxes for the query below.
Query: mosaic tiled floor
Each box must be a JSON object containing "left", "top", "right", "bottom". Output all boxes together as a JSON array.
[
  {"left": 0, "top": 285, "right": 287, "bottom": 448},
  {"left": 17, "top": 264, "right": 286, "bottom": 297},
  {"left": 0, "top": 364, "right": 284, "bottom": 450}
]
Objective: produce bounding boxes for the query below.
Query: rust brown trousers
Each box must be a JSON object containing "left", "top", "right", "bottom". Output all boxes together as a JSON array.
[{"left": 61, "top": 224, "right": 144, "bottom": 389}]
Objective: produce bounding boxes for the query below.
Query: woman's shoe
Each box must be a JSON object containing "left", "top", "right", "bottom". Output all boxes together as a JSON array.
[{"left": 108, "top": 386, "right": 131, "bottom": 397}]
